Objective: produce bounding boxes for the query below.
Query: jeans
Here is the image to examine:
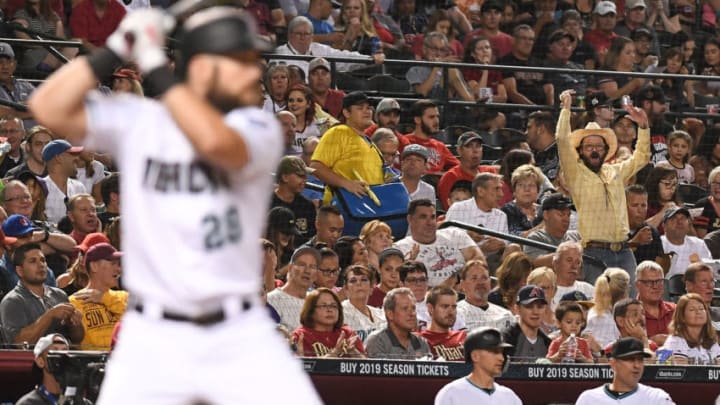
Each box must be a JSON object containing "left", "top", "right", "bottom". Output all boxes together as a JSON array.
[{"left": 584, "top": 247, "right": 638, "bottom": 296}]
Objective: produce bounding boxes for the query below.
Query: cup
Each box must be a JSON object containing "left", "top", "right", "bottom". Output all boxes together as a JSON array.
[
  {"left": 478, "top": 87, "right": 493, "bottom": 102},
  {"left": 708, "top": 104, "right": 719, "bottom": 115}
]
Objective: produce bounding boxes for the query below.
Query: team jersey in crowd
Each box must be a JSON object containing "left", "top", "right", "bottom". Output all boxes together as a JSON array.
[
  {"left": 69, "top": 289, "right": 128, "bottom": 350},
  {"left": 576, "top": 383, "right": 675, "bottom": 405},
  {"left": 399, "top": 134, "right": 459, "bottom": 174},
  {"left": 434, "top": 379, "right": 522, "bottom": 405},
  {"left": 444, "top": 199, "right": 509, "bottom": 240},
  {"left": 416, "top": 298, "right": 466, "bottom": 332},
  {"left": 342, "top": 300, "right": 386, "bottom": 342},
  {"left": 662, "top": 335, "right": 720, "bottom": 364},
  {"left": 585, "top": 309, "right": 621, "bottom": 348},
  {"left": 456, "top": 300, "right": 515, "bottom": 332},
  {"left": 418, "top": 329, "right": 467, "bottom": 361},
  {"left": 267, "top": 289, "right": 305, "bottom": 332},
  {"left": 394, "top": 228, "right": 477, "bottom": 287},
  {"left": 291, "top": 325, "right": 365, "bottom": 357},
  {"left": 83, "top": 94, "right": 282, "bottom": 313}
]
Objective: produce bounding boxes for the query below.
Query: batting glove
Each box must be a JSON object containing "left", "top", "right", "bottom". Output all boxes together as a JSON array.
[{"left": 106, "top": 8, "right": 175, "bottom": 72}]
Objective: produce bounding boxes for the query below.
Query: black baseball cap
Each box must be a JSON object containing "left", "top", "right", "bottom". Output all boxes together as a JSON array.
[
  {"left": 342, "top": 91, "right": 370, "bottom": 110},
  {"left": 662, "top": 206, "right": 690, "bottom": 223},
  {"left": 587, "top": 92, "right": 612, "bottom": 111},
  {"left": 463, "top": 327, "right": 512, "bottom": 362},
  {"left": 549, "top": 30, "right": 576, "bottom": 44},
  {"left": 636, "top": 85, "right": 666, "bottom": 104},
  {"left": 517, "top": 284, "right": 548, "bottom": 305},
  {"left": 481, "top": 0, "right": 504, "bottom": 13},
  {"left": 630, "top": 27, "right": 653, "bottom": 41},
  {"left": 609, "top": 337, "right": 652, "bottom": 359},
  {"left": 268, "top": 207, "right": 301, "bottom": 236},
  {"left": 559, "top": 290, "right": 594, "bottom": 308},
  {"left": 541, "top": 193, "right": 573, "bottom": 211}
]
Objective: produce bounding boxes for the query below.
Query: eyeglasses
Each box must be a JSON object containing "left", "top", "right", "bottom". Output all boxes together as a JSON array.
[
  {"left": 659, "top": 180, "right": 678, "bottom": 188},
  {"left": 637, "top": 279, "right": 664, "bottom": 287},
  {"left": 5, "top": 194, "right": 31, "bottom": 203},
  {"left": 347, "top": 277, "right": 370, "bottom": 284},
  {"left": 318, "top": 268, "right": 339, "bottom": 277},
  {"left": 582, "top": 144, "right": 606, "bottom": 152},
  {"left": 291, "top": 31, "right": 312, "bottom": 37},
  {"left": 405, "top": 277, "right": 428, "bottom": 284},
  {"left": 316, "top": 303, "right": 339, "bottom": 311}
]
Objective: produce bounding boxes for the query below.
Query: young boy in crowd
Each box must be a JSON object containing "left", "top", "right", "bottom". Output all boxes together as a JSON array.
[{"left": 546, "top": 302, "right": 593, "bottom": 363}]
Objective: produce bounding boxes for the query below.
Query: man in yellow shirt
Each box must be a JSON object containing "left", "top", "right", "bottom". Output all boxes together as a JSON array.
[
  {"left": 70, "top": 243, "right": 126, "bottom": 350},
  {"left": 556, "top": 90, "right": 650, "bottom": 289},
  {"left": 310, "top": 91, "right": 385, "bottom": 204}
]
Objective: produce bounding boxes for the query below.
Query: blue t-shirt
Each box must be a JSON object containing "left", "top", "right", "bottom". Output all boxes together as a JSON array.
[{"left": 303, "top": 13, "right": 334, "bottom": 35}]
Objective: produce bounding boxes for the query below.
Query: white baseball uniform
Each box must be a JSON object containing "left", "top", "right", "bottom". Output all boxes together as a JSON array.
[
  {"left": 434, "top": 378, "right": 522, "bottom": 405},
  {"left": 83, "top": 93, "right": 321, "bottom": 404},
  {"left": 576, "top": 383, "right": 676, "bottom": 404}
]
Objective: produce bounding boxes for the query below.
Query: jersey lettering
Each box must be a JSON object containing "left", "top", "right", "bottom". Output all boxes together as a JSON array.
[{"left": 143, "top": 158, "right": 231, "bottom": 194}]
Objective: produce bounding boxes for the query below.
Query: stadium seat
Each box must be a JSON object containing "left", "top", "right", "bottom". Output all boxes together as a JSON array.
[
  {"left": 666, "top": 274, "right": 686, "bottom": 302},
  {"left": 678, "top": 183, "right": 710, "bottom": 207},
  {"left": 367, "top": 75, "right": 412, "bottom": 96},
  {"left": 694, "top": 93, "right": 720, "bottom": 108},
  {"left": 335, "top": 72, "right": 368, "bottom": 92}
]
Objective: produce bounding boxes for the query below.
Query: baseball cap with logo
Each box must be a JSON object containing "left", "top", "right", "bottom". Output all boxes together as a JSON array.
[
  {"left": 342, "top": 91, "right": 370, "bottom": 110},
  {"left": 549, "top": 30, "right": 576, "bottom": 44},
  {"left": 77, "top": 232, "right": 111, "bottom": 253},
  {"left": 609, "top": 337, "right": 652, "bottom": 359},
  {"left": 85, "top": 243, "right": 122, "bottom": 265},
  {"left": 593, "top": 0, "right": 617, "bottom": 15},
  {"left": 42, "top": 139, "right": 84, "bottom": 162},
  {"left": 457, "top": 131, "right": 484, "bottom": 148},
  {"left": 662, "top": 206, "right": 690, "bottom": 223},
  {"left": 308, "top": 57, "right": 331, "bottom": 73},
  {"left": 2, "top": 214, "right": 35, "bottom": 237},
  {"left": 0, "top": 225, "right": 17, "bottom": 246},
  {"left": 33, "top": 333, "right": 69, "bottom": 359},
  {"left": 463, "top": 327, "right": 512, "bottom": 362},
  {"left": 0, "top": 42, "right": 14, "bottom": 59},
  {"left": 376, "top": 98, "right": 401, "bottom": 114},
  {"left": 559, "top": 290, "right": 595, "bottom": 308},
  {"left": 630, "top": 27, "right": 653, "bottom": 41},
  {"left": 401, "top": 144, "right": 428, "bottom": 161},
  {"left": 587, "top": 92, "right": 612, "bottom": 110},
  {"left": 277, "top": 156, "right": 315, "bottom": 178},
  {"left": 541, "top": 193, "right": 573, "bottom": 211},
  {"left": 269, "top": 206, "right": 302, "bottom": 236},
  {"left": 517, "top": 284, "right": 548, "bottom": 305}
]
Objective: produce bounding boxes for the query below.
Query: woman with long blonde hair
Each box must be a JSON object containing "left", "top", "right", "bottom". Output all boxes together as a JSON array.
[
  {"left": 585, "top": 268, "right": 630, "bottom": 347},
  {"left": 336, "top": 0, "right": 384, "bottom": 56}
]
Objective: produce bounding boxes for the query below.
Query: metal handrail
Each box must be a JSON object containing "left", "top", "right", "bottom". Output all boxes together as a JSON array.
[{"left": 0, "top": 38, "right": 82, "bottom": 48}]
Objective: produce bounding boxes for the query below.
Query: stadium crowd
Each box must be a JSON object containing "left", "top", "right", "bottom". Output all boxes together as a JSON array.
[{"left": 0, "top": 0, "right": 720, "bottom": 402}]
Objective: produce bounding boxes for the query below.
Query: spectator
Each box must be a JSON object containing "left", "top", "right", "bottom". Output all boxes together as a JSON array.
[
  {"left": 498, "top": 25, "right": 553, "bottom": 106},
  {"left": 695, "top": 37, "right": 720, "bottom": 97},
  {"left": 630, "top": 28, "right": 656, "bottom": 71},
  {"left": 523, "top": 195, "right": 580, "bottom": 268},
  {"left": 66, "top": 193, "right": 100, "bottom": 260},
  {"left": 367, "top": 248, "right": 403, "bottom": 307},
  {"left": 398, "top": 260, "right": 428, "bottom": 323},
  {"left": 0, "top": 243, "right": 83, "bottom": 344},
  {"left": 661, "top": 206, "right": 711, "bottom": 278},
  {"left": 310, "top": 91, "right": 384, "bottom": 204},
  {"left": 527, "top": 266, "right": 558, "bottom": 335},
  {"left": 391, "top": 0, "right": 427, "bottom": 46},
  {"left": 303, "top": 0, "right": 341, "bottom": 45},
  {"left": 705, "top": 229, "right": 720, "bottom": 259},
  {"left": 498, "top": 149, "right": 550, "bottom": 206},
  {"left": 437, "top": 131, "right": 495, "bottom": 209},
  {"left": 68, "top": 243, "right": 125, "bottom": 350},
  {"left": 584, "top": 1, "right": 619, "bottom": 63},
  {"left": 1, "top": 181, "right": 39, "bottom": 222},
  {"left": 501, "top": 285, "right": 552, "bottom": 360},
  {"left": 335, "top": 0, "right": 388, "bottom": 56},
  {"left": 364, "top": 98, "right": 402, "bottom": 138},
  {"left": 636, "top": 85, "right": 673, "bottom": 165},
  {"left": 615, "top": 0, "right": 661, "bottom": 58},
  {"left": 266, "top": 207, "right": 302, "bottom": 270},
  {"left": 6, "top": 126, "right": 53, "bottom": 180},
  {"left": 263, "top": 64, "right": 290, "bottom": 114},
  {"left": 689, "top": 127, "right": 720, "bottom": 191},
  {"left": 445, "top": 172, "right": 509, "bottom": 257},
  {"left": 314, "top": 247, "right": 340, "bottom": 290},
  {"left": 272, "top": 156, "right": 317, "bottom": 246},
  {"left": 0, "top": 43, "right": 35, "bottom": 122},
  {"left": 16, "top": 173, "right": 48, "bottom": 223},
  {"left": 613, "top": 111, "right": 638, "bottom": 153},
  {"left": 693, "top": 166, "right": 720, "bottom": 238},
  {"left": 547, "top": 302, "right": 593, "bottom": 363},
  {"left": 277, "top": 110, "right": 299, "bottom": 156},
  {"left": 583, "top": 92, "right": 615, "bottom": 129},
  {"left": 662, "top": 293, "right": 720, "bottom": 365},
  {"left": 0, "top": 116, "right": 26, "bottom": 178},
  {"left": 542, "top": 30, "right": 588, "bottom": 101},
  {"left": 275, "top": 16, "right": 384, "bottom": 75},
  {"left": 301, "top": 205, "right": 343, "bottom": 249},
  {"left": 371, "top": 128, "right": 401, "bottom": 181},
  {"left": 335, "top": 235, "right": 369, "bottom": 273},
  {"left": 585, "top": 268, "right": 630, "bottom": 348},
  {"left": 69, "top": 0, "right": 126, "bottom": 51},
  {"left": 463, "top": 0, "right": 513, "bottom": 59},
  {"left": 500, "top": 164, "right": 543, "bottom": 237},
  {"left": 556, "top": 90, "right": 649, "bottom": 278},
  {"left": 394, "top": 199, "right": 483, "bottom": 287},
  {"left": 292, "top": 287, "right": 366, "bottom": 357},
  {"left": 14, "top": 333, "right": 69, "bottom": 404},
  {"left": 683, "top": 262, "right": 720, "bottom": 330},
  {"left": 401, "top": 99, "right": 459, "bottom": 174},
  {"left": 267, "top": 246, "right": 320, "bottom": 331},
  {"left": 57, "top": 232, "right": 109, "bottom": 295},
  {"left": 98, "top": 173, "right": 119, "bottom": 231},
  {"left": 41, "top": 140, "right": 86, "bottom": 225},
  {"left": 461, "top": 36, "right": 507, "bottom": 103},
  {"left": 488, "top": 251, "right": 532, "bottom": 312},
  {"left": 635, "top": 260, "right": 675, "bottom": 346},
  {"left": 418, "top": 286, "right": 467, "bottom": 361},
  {"left": 626, "top": 185, "right": 664, "bottom": 264},
  {"left": 110, "top": 68, "right": 143, "bottom": 96},
  {"left": 410, "top": 10, "right": 463, "bottom": 60},
  {"left": 365, "top": 287, "right": 432, "bottom": 359},
  {"left": 307, "top": 57, "right": 345, "bottom": 118},
  {"left": 550, "top": 242, "right": 595, "bottom": 309},
  {"left": 596, "top": 37, "right": 646, "bottom": 100},
  {"left": 644, "top": 166, "right": 679, "bottom": 233},
  {"left": 613, "top": 298, "right": 658, "bottom": 353},
  {"left": 280, "top": 0, "right": 309, "bottom": 22},
  {"left": 286, "top": 84, "right": 337, "bottom": 142},
  {"left": 342, "top": 264, "right": 386, "bottom": 342},
  {"left": 525, "top": 111, "right": 559, "bottom": 183},
  {"left": 13, "top": 0, "right": 76, "bottom": 71},
  {"left": 434, "top": 327, "right": 521, "bottom": 405},
  {"left": 359, "top": 220, "right": 393, "bottom": 272},
  {"left": 560, "top": 9, "right": 597, "bottom": 69},
  {"left": 399, "top": 144, "right": 435, "bottom": 201},
  {"left": 406, "top": 32, "right": 476, "bottom": 102},
  {"left": 576, "top": 337, "right": 672, "bottom": 405}
]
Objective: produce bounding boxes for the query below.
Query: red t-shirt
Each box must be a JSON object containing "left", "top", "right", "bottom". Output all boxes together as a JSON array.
[
  {"left": 291, "top": 325, "right": 365, "bottom": 357},
  {"left": 584, "top": 30, "right": 618, "bottom": 56},
  {"left": 644, "top": 301, "right": 676, "bottom": 337},
  {"left": 243, "top": 0, "right": 272, "bottom": 36},
  {"left": 460, "top": 68, "right": 503, "bottom": 95},
  {"left": 417, "top": 329, "right": 467, "bottom": 361},
  {"left": 400, "top": 134, "right": 459, "bottom": 174},
  {"left": 373, "top": 19, "right": 395, "bottom": 44},
  {"left": 463, "top": 29, "right": 513, "bottom": 59},
  {"left": 547, "top": 336, "right": 593, "bottom": 360},
  {"left": 323, "top": 88, "right": 346, "bottom": 119},
  {"left": 367, "top": 286, "right": 386, "bottom": 308},
  {"left": 437, "top": 165, "right": 498, "bottom": 209},
  {"left": 70, "top": 0, "right": 127, "bottom": 47}
]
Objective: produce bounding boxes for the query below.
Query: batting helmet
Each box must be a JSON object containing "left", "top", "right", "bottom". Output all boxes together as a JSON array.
[
  {"left": 176, "top": 7, "right": 274, "bottom": 76},
  {"left": 463, "top": 327, "right": 512, "bottom": 363}
]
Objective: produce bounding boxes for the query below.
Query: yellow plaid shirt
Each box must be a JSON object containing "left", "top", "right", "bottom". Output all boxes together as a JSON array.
[{"left": 556, "top": 109, "right": 650, "bottom": 245}]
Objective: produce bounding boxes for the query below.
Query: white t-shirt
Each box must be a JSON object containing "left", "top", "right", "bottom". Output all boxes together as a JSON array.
[
  {"left": 444, "top": 198, "right": 509, "bottom": 247},
  {"left": 434, "top": 379, "right": 522, "bottom": 405},
  {"left": 456, "top": 300, "right": 516, "bottom": 332},
  {"left": 75, "top": 160, "right": 106, "bottom": 196},
  {"left": 43, "top": 175, "right": 87, "bottom": 225},
  {"left": 342, "top": 300, "right": 386, "bottom": 342},
  {"left": 553, "top": 281, "right": 595, "bottom": 310},
  {"left": 661, "top": 235, "right": 712, "bottom": 278},
  {"left": 84, "top": 93, "right": 282, "bottom": 314},
  {"left": 416, "top": 298, "right": 466, "bottom": 331},
  {"left": 662, "top": 335, "right": 720, "bottom": 364},
  {"left": 576, "top": 383, "right": 675, "bottom": 405},
  {"left": 585, "top": 308, "right": 621, "bottom": 348},
  {"left": 267, "top": 289, "right": 305, "bottom": 332},
  {"left": 394, "top": 228, "right": 476, "bottom": 287},
  {"left": 408, "top": 180, "right": 436, "bottom": 202}
]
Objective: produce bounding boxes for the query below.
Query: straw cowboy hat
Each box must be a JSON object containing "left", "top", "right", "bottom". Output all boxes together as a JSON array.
[{"left": 570, "top": 122, "right": 618, "bottom": 162}]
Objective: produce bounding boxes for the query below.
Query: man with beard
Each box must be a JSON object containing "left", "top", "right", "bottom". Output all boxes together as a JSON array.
[
  {"left": 364, "top": 98, "right": 402, "bottom": 138},
  {"left": 401, "top": 99, "right": 459, "bottom": 174},
  {"left": 525, "top": 111, "right": 559, "bottom": 183},
  {"left": 612, "top": 298, "right": 658, "bottom": 354},
  {"left": 437, "top": 132, "right": 496, "bottom": 209},
  {"left": 457, "top": 260, "right": 515, "bottom": 331},
  {"left": 40, "top": 140, "right": 86, "bottom": 225},
  {"left": 557, "top": 89, "right": 650, "bottom": 281},
  {"left": 419, "top": 286, "right": 467, "bottom": 361},
  {"left": 311, "top": 91, "right": 384, "bottom": 204},
  {"left": 636, "top": 85, "right": 672, "bottom": 165}
]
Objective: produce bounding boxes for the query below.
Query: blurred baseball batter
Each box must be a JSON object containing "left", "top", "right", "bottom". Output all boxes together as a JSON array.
[{"left": 29, "top": 7, "right": 321, "bottom": 404}]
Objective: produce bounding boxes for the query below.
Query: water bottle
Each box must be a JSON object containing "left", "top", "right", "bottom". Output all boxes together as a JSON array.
[{"left": 562, "top": 333, "right": 577, "bottom": 363}]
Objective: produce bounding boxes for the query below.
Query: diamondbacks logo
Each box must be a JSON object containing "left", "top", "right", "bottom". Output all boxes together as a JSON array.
[{"left": 528, "top": 287, "right": 543, "bottom": 298}]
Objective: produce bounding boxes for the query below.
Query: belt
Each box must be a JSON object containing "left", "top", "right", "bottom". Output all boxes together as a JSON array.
[
  {"left": 132, "top": 298, "right": 253, "bottom": 326},
  {"left": 585, "top": 240, "right": 630, "bottom": 252}
]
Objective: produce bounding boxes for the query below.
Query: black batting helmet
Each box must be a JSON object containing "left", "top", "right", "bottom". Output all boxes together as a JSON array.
[
  {"left": 463, "top": 327, "right": 512, "bottom": 363},
  {"left": 176, "top": 7, "right": 274, "bottom": 76}
]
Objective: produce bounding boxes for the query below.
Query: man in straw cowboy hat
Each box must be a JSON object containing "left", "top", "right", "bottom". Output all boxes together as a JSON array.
[{"left": 556, "top": 90, "right": 650, "bottom": 292}]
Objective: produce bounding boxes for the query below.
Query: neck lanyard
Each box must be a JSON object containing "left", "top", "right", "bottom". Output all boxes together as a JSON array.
[{"left": 37, "top": 384, "right": 59, "bottom": 405}]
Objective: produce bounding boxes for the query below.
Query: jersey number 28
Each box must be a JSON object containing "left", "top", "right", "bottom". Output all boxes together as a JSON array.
[{"left": 202, "top": 206, "right": 241, "bottom": 251}]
